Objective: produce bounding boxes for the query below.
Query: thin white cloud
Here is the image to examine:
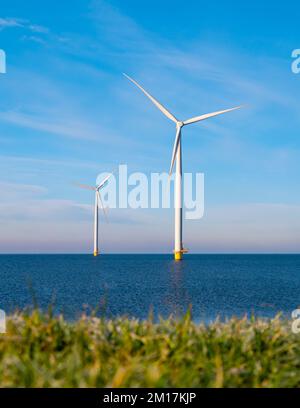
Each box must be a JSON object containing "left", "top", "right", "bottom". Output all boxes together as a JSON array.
[
  {"left": 28, "top": 24, "right": 49, "bottom": 34},
  {"left": 21, "top": 35, "right": 46, "bottom": 45},
  {"left": 0, "top": 110, "right": 102, "bottom": 141},
  {"left": 0, "top": 17, "right": 48, "bottom": 33},
  {"left": 0, "top": 17, "right": 24, "bottom": 29}
]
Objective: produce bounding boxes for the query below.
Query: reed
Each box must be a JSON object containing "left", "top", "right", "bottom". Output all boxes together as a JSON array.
[{"left": 0, "top": 310, "right": 298, "bottom": 387}]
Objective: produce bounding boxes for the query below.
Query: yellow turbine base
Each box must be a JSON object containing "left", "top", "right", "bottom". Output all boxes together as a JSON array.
[
  {"left": 174, "top": 251, "right": 183, "bottom": 261},
  {"left": 93, "top": 251, "right": 99, "bottom": 257}
]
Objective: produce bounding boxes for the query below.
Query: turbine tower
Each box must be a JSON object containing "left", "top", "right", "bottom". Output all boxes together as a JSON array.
[
  {"left": 76, "top": 172, "right": 113, "bottom": 257},
  {"left": 124, "top": 73, "right": 242, "bottom": 261}
]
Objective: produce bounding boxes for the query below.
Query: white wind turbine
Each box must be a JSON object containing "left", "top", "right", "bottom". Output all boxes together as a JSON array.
[
  {"left": 76, "top": 172, "right": 114, "bottom": 257},
  {"left": 124, "top": 73, "right": 242, "bottom": 260}
]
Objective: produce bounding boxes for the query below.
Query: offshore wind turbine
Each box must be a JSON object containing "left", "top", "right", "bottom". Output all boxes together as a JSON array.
[
  {"left": 76, "top": 172, "right": 113, "bottom": 257},
  {"left": 124, "top": 73, "right": 242, "bottom": 261}
]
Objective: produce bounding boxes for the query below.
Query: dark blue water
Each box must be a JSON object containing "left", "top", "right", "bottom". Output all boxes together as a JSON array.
[{"left": 0, "top": 254, "right": 299, "bottom": 321}]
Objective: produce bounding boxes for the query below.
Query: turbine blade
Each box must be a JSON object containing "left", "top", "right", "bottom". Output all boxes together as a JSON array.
[
  {"left": 169, "top": 127, "right": 181, "bottom": 176},
  {"left": 123, "top": 73, "right": 178, "bottom": 123},
  {"left": 74, "top": 183, "right": 95, "bottom": 191},
  {"left": 183, "top": 106, "right": 242, "bottom": 125},
  {"left": 97, "top": 190, "right": 108, "bottom": 224},
  {"left": 97, "top": 171, "right": 114, "bottom": 190}
]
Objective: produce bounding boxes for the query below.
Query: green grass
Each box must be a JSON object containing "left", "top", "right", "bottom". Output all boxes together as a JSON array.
[{"left": 0, "top": 310, "right": 299, "bottom": 387}]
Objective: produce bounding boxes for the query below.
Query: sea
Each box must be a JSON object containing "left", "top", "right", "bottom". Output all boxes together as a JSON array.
[{"left": 0, "top": 254, "right": 299, "bottom": 321}]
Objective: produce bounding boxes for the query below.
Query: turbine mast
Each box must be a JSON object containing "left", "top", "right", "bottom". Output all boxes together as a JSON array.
[
  {"left": 93, "top": 191, "right": 99, "bottom": 257},
  {"left": 174, "top": 129, "right": 183, "bottom": 260}
]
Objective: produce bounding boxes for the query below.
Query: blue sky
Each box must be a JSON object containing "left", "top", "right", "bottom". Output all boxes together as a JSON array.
[{"left": 0, "top": 0, "right": 300, "bottom": 253}]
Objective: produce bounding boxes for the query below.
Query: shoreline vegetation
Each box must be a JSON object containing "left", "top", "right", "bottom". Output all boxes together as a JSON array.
[{"left": 0, "top": 310, "right": 299, "bottom": 387}]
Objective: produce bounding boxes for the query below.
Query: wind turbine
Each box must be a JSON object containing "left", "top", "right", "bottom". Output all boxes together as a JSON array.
[
  {"left": 124, "top": 73, "right": 242, "bottom": 261},
  {"left": 76, "top": 172, "right": 113, "bottom": 257}
]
